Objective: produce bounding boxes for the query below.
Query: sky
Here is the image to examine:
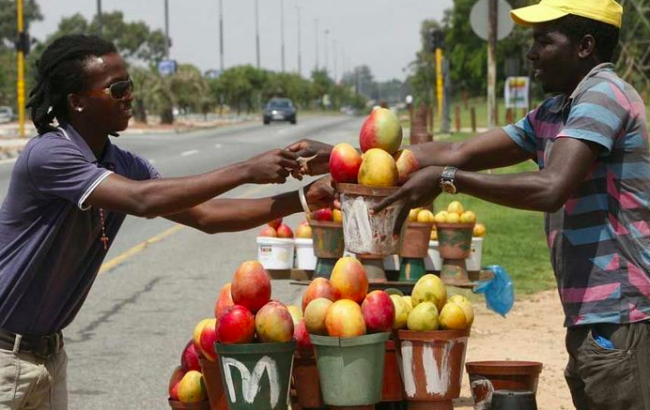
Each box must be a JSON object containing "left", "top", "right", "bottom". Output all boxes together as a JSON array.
[{"left": 29, "top": 0, "right": 454, "bottom": 82}]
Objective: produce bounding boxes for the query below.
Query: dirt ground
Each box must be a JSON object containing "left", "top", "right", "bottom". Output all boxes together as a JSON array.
[{"left": 453, "top": 289, "right": 574, "bottom": 410}]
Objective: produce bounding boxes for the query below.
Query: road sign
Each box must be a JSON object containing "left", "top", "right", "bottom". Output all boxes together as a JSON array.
[
  {"left": 205, "top": 69, "right": 222, "bottom": 79},
  {"left": 470, "top": 0, "right": 514, "bottom": 41},
  {"left": 504, "top": 76, "right": 529, "bottom": 109},
  {"left": 157, "top": 59, "right": 177, "bottom": 76}
]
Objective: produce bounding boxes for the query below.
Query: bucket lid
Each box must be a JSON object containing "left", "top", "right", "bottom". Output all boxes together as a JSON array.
[
  {"left": 310, "top": 332, "right": 390, "bottom": 347},
  {"left": 397, "top": 328, "right": 470, "bottom": 341},
  {"left": 465, "top": 360, "right": 543, "bottom": 375},
  {"left": 309, "top": 220, "right": 343, "bottom": 228},
  {"left": 215, "top": 340, "right": 296, "bottom": 355},
  {"left": 256, "top": 237, "right": 295, "bottom": 245},
  {"left": 336, "top": 183, "right": 399, "bottom": 197},
  {"left": 435, "top": 222, "right": 475, "bottom": 229}
]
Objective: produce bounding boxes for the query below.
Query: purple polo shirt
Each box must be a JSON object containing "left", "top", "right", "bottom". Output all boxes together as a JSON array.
[{"left": 0, "top": 123, "right": 159, "bottom": 336}]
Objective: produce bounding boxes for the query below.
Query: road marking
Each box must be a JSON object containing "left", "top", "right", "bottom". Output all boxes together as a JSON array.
[
  {"left": 98, "top": 225, "right": 184, "bottom": 274},
  {"left": 181, "top": 149, "right": 199, "bottom": 157},
  {"left": 215, "top": 143, "right": 222, "bottom": 149},
  {"left": 99, "top": 184, "right": 269, "bottom": 274}
]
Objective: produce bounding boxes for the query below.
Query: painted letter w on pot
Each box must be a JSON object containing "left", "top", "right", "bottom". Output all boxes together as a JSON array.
[{"left": 222, "top": 356, "right": 280, "bottom": 407}]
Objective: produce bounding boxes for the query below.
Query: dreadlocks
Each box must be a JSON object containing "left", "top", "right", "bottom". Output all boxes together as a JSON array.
[{"left": 26, "top": 34, "right": 117, "bottom": 134}]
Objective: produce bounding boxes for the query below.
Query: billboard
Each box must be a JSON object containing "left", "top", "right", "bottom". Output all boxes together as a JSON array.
[{"left": 504, "top": 76, "right": 529, "bottom": 109}]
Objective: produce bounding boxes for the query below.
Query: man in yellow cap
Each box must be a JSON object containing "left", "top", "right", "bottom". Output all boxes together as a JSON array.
[{"left": 290, "top": 0, "right": 650, "bottom": 408}]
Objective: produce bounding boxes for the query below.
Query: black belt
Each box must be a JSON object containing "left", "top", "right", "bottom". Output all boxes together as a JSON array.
[{"left": 0, "top": 328, "right": 64, "bottom": 359}]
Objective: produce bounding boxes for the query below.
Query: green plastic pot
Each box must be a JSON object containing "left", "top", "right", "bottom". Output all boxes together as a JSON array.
[
  {"left": 214, "top": 341, "right": 295, "bottom": 410},
  {"left": 310, "top": 332, "right": 389, "bottom": 407}
]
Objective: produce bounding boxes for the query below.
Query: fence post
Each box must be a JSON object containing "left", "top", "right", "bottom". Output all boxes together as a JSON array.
[{"left": 470, "top": 107, "right": 477, "bottom": 133}]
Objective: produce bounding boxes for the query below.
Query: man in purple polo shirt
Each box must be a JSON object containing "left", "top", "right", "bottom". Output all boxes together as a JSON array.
[
  {"left": 295, "top": 0, "right": 650, "bottom": 408},
  {"left": 0, "top": 35, "right": 332, "bottom": 410}
]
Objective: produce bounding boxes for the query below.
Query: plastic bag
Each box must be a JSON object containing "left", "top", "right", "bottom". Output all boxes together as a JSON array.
[{"left": 473, "top": 265, "right": 514, "bottom": 317}]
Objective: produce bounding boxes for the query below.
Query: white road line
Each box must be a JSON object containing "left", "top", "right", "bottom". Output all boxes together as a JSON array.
[{"left": 180, "top": 149, "right": 199, "bottom": 157}]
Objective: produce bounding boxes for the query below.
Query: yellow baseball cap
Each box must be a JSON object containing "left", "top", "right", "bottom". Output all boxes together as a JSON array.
[{"left": 510, "top": 0, "right": 623, "bottom": 28}]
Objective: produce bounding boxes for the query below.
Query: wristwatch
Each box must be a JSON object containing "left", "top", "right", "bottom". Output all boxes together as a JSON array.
[{"left": 439, "top": 166, "right": 459, "bottom": 194}]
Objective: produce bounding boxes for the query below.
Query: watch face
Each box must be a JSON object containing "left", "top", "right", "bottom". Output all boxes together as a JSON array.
[{"left": 440, "top": 181, "right": 457, "bottom": 194}]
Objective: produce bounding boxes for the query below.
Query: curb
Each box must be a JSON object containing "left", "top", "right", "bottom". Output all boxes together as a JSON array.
[{"left": 0, "top": 147, "right": 22, "bottom": 160}]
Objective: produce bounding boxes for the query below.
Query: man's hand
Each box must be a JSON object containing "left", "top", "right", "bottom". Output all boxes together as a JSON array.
[
  {"left": 286, "top": 139, "right": 333, "bottom": 179},
  {"left": 303, "top": 175, "right": 336, "bottom": 211},
  {"left": 242, "top": 149, "right": 299, "bottom": 184},
  {"left": 373, "top": 166, "right": 444, "bottom": 234}
]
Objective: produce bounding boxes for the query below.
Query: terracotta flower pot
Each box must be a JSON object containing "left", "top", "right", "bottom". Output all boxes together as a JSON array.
[
  {"left": 168, "top": 399, "right": 211, "bottom": 410},
  {"left": 292, "top": 350, "right": 325, "bottom": 409},
  {"left": 199, "top": 356, "right": 228, "bottom": 410},
  {"left": 435, "top": 223, "right": 474, "bottom": 260},
  {"left": 400, "top": 222, "right": 434, "bottom": 259},
  {"left": 465, "top": 361, "right": 542, "bottom": 409},
  {"left": 396, "top": 329, "right": 470, "bottom": 410},
  {"left": 336, "top": 183, "right": 406, "bottom": 256},
  {"left": 381, "top": 340, "right": 404, "bottom": 402},
  {"left": 310, "top": 220, "right": 345, "bottom": 259}
]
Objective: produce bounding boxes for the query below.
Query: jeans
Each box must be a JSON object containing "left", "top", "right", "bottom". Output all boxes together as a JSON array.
[
  {"left": 0, "top": 345, "right": 67, "bottom": 410},
  {"left": 565, "top": 321, "right": 650, "bottom": 410}
]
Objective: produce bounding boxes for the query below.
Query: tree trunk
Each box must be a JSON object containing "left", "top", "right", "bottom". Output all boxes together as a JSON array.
[
  {"left": 160, "top": 107, "right": 174, "bottom": 124},
  {"left": 134, "top": 99, "right": 147, "bottom": 124}
]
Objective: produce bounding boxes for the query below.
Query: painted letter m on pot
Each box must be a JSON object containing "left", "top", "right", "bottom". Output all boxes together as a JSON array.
[{"left": 222, "top": 356, "right": 280, "bottom": 407}]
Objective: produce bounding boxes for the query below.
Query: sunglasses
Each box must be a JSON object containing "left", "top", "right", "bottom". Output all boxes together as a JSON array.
[{"left": 84, "top": 78, "right": 134, "bottom": 100}]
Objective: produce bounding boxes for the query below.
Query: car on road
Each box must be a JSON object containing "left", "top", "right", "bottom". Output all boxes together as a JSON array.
[
  {"left": 263, "top": 98, "right": 297, "bottom": 125},
  {"left": 0, "top": 106, "right": 14, "bottom": 123}
]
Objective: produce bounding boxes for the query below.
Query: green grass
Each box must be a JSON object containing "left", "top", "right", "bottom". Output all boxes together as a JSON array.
[{"left": 432, "top": 132, "right": 556, "bottom": 296}]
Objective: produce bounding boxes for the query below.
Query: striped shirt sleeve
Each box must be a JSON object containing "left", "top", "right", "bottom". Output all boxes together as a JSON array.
[
  {"left": 503, "top": 110, "right": 537, "bottom": 156},
  {"left": 558, "top": 79, "right": 629, "bottom": 156}
]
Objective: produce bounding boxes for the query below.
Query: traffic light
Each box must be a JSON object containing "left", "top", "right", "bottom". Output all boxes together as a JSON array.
[
  {"left": 15, "top": 32, "right": 30, "bottom": 55},
  {"left": 427, "top": 29, "right": 445, "bottom": 52}
]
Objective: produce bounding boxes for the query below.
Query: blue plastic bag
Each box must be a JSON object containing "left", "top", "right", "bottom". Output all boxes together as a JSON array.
[{"left": 473, "top": 265, "right": 514, "bottom": 317}]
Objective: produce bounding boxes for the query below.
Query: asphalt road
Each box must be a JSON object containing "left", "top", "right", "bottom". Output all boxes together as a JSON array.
[{"left": 0, "top": 114, "right": 363, "bottom": 410}]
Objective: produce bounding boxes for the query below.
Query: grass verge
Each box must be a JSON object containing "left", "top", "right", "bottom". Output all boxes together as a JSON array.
[{"left": 432, "top": 132, "right": 556, "bottom": 296}]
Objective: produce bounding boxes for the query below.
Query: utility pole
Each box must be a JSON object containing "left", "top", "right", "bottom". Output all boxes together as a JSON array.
[
  {"left": 280, "top": 0, "right": 285, "bottom": 72},
  {"left": 255, "top": 0, "right": 260, "bottom": 68},
  {"left": 314, "top": 19, "right": 319, "bottom": 70},
  {"left": 16, "top": 0, "right": 25, "bottom": 138},
  {"left": 96, "top": 0, "right": 103, "bottom": 37},
  {"left": 333, "top": 39, "right": 338, "bottom": 82},
  {"left": 219, "top": 0, "right": 224, "bottom": 72},
  {"left": 487, "top": 0, "right": 497, "bottom": 128},
  {"left": 164, "top": 0, "right": 170, "bottom": 59},
  {"left": 296, "top": 5, "right": 302, "bottom": 76},
  {"left": 324, "top": 29, "right": 329, "bottom": 74}
]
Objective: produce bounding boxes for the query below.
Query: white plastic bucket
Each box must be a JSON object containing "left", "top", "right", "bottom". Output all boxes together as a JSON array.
[
  {"left": 383, "top": 255, "right": 400, "bottom": 271},
  {"left": 425, "top": 241, "right": 442, "bottom": 272},
  {"left": 426, "top": 238, "right": 483, "bottom": 272},
  {"left": 294, "top": 238, "right": 317, "bottom": 270},
  {"left": 256, "top": 237, "right": 294, "bottom": 270},
  {"left": 466, "top": 237, "right": 484, "bottom": 272}
]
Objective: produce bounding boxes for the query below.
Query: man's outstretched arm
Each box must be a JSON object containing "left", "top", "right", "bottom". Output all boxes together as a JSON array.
[
  {"left": 86, "top": 149, "right": 298, "bottom": 218},
  {"left": 164, "top": 177, "right": 334, "bottom": 234}
]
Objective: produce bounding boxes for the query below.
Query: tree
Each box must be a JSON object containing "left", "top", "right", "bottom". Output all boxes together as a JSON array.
[
  {"left": 407, "top": 0, "right": 537, "bottom": 104},
  {"left": 0, "top": 0, "right": 42, "bottom": 107},
  {"left": 0, "top": 0, "right": 42, "bottom": 51}
]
